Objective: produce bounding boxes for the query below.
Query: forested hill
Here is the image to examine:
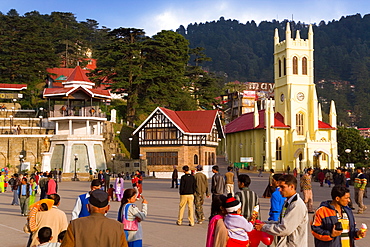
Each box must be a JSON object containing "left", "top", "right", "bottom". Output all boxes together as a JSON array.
[{"left": 176, "top": 14, "right": 370, "bottom": 127}]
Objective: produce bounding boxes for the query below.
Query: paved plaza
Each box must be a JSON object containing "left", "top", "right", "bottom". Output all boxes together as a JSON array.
[{"left": 1, "top": 171, "right": 370, "bottom": 247}]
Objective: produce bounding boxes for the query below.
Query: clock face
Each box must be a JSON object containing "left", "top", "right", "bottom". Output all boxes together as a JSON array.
[
  {"left": 297, "top": 92, "right": 305, "bottom": 101},
  {"left": 280, "top": 94, "right": 284, "bottom": 102}
]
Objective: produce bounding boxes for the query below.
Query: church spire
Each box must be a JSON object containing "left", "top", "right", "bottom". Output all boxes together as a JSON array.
[
  {"left": 329, "top": 100, "right": 337, "bottom": 128},
  {"left": 296, "top": 30, "right": 300, "bottom": 40},
  {"left": 274, "top": 28, "right": 279, "bottom": 45},
  {"left": 285, "top": 22, "right": 291, "bottom": 45}
]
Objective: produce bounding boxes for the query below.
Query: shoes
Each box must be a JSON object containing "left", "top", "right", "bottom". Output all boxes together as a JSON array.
[
  {"left": 350, "top": 207, "right": 355, "bottom": 210},
  {"left": 364, "top": 206, "right": 368, "bottom": 211},
  {"left": 196, "top": 221, "right": 203, "bottom": 224},
  {"left": 189, "top": 224, "right": 194, "bottom": 227},
  {"left": 176, "top": 222, "right": 181, "bottom": 226}
]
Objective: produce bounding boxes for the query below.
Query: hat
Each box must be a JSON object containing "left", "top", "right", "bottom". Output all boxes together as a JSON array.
[
  {"left": 91, "top": 179, "right": 101, "bottom": 187},
  {"left": 89, "top": 190, "right": 109, "bottom": 208},
  {"left": 225, "top": 196, "right": 241, "bottom": 213},
  {"left": 196, "top": 165, "right": 203, "bottom": 171}
]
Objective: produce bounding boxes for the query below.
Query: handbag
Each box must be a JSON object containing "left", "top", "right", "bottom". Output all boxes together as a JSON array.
[{"left": 122, "top": 203, "right": 138, "bottom": 231}]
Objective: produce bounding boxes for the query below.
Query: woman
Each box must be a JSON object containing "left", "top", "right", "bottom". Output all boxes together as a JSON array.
[
  {"left": 115, "top": 173, "right": 125, "bottom": 201},
  {"left": 118, "top": 188, "right": 148, "bottom": 247},
  {"left": 262, "top": 169, "right": 275, "bottom": 198},
  {"left": 28, "top": 177, "right": 38, "bottom": 206},
  {"left": 136, "top": 172, "right": 143, "bottom": 199},
  {"left": 206, "top": 195, "right": 228, "bottom": 247}
]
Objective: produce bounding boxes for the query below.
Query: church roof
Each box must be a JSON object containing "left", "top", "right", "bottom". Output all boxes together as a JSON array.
[
  {"left": 133, "top": 107, "right": 222, "bottom": 135},
  {"left": 225, "top": 110, "right": 335, "bottom": 134}
]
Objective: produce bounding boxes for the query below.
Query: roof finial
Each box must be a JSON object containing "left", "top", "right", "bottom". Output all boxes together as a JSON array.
[
  {"left": 274, "top": 28, "right": 279, "bottom": 45},
  {"left": 296, "top": 30, "right": 300, "bottom": 40},
  {"left": 286, "top": 22, "right": 291, "bottom": 40}
]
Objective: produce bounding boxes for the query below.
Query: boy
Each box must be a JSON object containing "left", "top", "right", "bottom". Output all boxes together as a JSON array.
[
  {"left": 223, "top": 196, "right": 254, "bottom": 246},
  {"left": 36, "top": 226, "right": 55, "bottom": 247},
  {"left": 107, "top": 184, "right": 115, "bottom": 201},
  {"left": 235, "top": 174, "right": 260, "bottom": 220}
]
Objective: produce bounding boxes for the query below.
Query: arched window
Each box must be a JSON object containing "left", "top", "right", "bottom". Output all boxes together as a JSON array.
[
  {"left": 293, "top": 56, "right": 298, "bottom": 74},
  {"left": 194, "top": 154, "right": 198, "bottom": 164},
  {"left": 278, "top": 59, "right": 282, "bottom": 77},
  {"left": 276, "top": 137, "right": 282, "bottom": 160},
  {"left": 283, "top": 58, "right": 286, "bottom": 75},
  {"left": 322, "top": 153, "right": 327, "bottom": 161},
  {"left": 302, "top": 57, "right": 307, "bottom": 75},
  {"left": 296, "top": 113, "right": 304, "bottom": 135}
]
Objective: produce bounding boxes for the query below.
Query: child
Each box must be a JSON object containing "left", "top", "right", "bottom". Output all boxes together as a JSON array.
[
  {"left": 131, "top": 174, "right": 140, "bottom": 199},
  {"left": 57, "top": 230, "right": 66, "bottom": 245},
  {"left": 107, "top": 184, "right": 115, "bottom": 201},
  {"left": 35, "top": 227, "right": 54, "bottom": 247},
  {"left": 223, "top": 196, "right": 254, "bottom": 247}
]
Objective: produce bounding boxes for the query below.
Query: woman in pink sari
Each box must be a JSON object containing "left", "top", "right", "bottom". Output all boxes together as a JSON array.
[
  {"left": 206, "top": 195, "right": 228, "bottom": 247},
  {"left": 114, "top": 173, "right": 125, "bottom": 201}
]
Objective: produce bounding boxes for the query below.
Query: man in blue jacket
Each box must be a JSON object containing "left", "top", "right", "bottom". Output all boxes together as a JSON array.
[
  {"left": 71, "top": 179, "right": 101, "bottom": 220},
  {"left": 311, "top": 185, "right": 366, "bottom": 247}
]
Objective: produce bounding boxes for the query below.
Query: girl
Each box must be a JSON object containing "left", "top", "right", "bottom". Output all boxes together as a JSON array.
[
  {"left": 118, "top": 188, "right": 148, "bottom": 247},
  {"left": 115, "top": 173, "right": 124, "bottom": 201},
  {"left": 29, "top": 177, "right": 38, "bottom": 206}
]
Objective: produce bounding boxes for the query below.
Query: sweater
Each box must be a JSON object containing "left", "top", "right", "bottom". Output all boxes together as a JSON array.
[
  {"left": 235, "top": 187, "right": 260, "bottom": 220},
  {"left": 224, "top": 214, "right": 253, "bottom": 241},
  {"left": 311, "top": 200, "right": 359, "bottom": 247},
  {"left": 268, "top": 187, "right": 285, "bottom": 221},
  {"left": 194, "top": 172, "right": 210, "bottom": 196},
  {"left": 179, "top": 173, "right": 196, "bottom": 195},
  {"left": 354, "top": 173, "right": 367, "bottom": 190},
  {"left": 211, "top": 173, "right": 225, "bottom": 195}
]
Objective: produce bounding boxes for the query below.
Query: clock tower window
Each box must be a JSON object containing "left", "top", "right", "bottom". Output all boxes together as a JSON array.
[
  {"left": 293, "top": 56, "right": 298, "bottom": 74},
  {"left": 296, "top": 113, "right": 304, "bottom": 135}
]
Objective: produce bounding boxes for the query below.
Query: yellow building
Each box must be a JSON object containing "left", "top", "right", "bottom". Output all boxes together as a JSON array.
[{"left": 225, "top": 23, "right": 339, "bottom": 172}]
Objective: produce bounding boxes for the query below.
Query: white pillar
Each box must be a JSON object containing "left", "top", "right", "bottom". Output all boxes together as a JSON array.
[
  {"left": 69, "top": 120, "right": 73, "bottom": 135},
  {"left": 86, "top": 120, "right": 90, "bottom": 135},
  {"left": 55, "top": 121, "right": 59, "bottom": 135},
  {"left": 97, "top": 122, "right": 101, "bottom": 135}
]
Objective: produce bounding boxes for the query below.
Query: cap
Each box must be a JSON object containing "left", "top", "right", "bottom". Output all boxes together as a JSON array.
[
  {"left": 91, "top": 179, "right": 101, "bottom": 187},
  {"left": 225, "top": 196, "right": 241, "bottom": 213},
  {"left": 196, "top": 165, "right": 203, "bottom": 171},
  {"left": 89, "top": 190, "right": 109, "bottom": 208}
]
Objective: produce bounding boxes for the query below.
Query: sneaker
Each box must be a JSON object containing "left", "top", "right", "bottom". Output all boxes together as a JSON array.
[
  {"left": 176, "top": 222, "right": 181, "bottom": 226},
  {"left": 364, "top": 206, "right": 368, "bottom": 211},
  {"left": 189, "top": 223, "right": 194, "bottom": 227}
]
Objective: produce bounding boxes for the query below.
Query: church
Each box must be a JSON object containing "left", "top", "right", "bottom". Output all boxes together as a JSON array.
[{"left": 225, "top": 23, "right": 339, "bottom": 172}]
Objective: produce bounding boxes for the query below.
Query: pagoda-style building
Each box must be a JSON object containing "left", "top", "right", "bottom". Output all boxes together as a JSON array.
[{"left": 42, "top": 66, "right": 111, "bottom": 173}]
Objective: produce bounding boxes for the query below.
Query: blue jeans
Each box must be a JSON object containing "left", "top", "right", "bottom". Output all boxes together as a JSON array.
[{"left": 12, "top": 190, "right": 19, "bottom": 205}]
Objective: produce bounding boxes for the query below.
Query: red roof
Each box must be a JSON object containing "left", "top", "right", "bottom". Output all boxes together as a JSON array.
[
  {"left": 0, "top": 83, "right": 27, "bottom": 90},
  {"left": 225, "top": 110, "right": 290, "bottom": 134},
  {"left": 225, "top": 111, "right": 334, "bottom": 134},
  {"left": 67, "top": 66, "right": 91, "bottom": 82},
  {"left": 160, "top": 107, "right": 218, "bottom": 133},
  {"left": 47, "top": 68, "right": 77, "bottom": 80},
  {"left": 43, "top": 86, "right": 110, "bottom": 98},
  {"left": 318, "top": 120, "right": 335, "bottom": 129}
]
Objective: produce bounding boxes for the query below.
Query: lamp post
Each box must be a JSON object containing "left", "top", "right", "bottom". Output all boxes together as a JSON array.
[
  {"left": 39, "top": 116, "right": 43, "bottom": 134},
  {"left": 129, "top": 137, "right": 133, "bottom": 159},
  {"left": 111, "top": 154, "right": 116, "bottom": 175},
  {"left": 72, "top": 154, "right": 79, "bottom": 181},
  {"left": 19, "top": 154, "right": 24, "bottom": 172},
  {"left": 345, "top": 149, "right": 351, "bottom": 168},
  {"left": 39, "top": 107, "right": 44, "bottom": 118}
]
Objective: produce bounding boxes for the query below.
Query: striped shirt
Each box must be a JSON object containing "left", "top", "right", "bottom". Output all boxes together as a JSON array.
[
  {"left": 354, "top": 173, "right": 367, "bottom": 190},
  {"left": 300, "top": 174, "right": 312, "bottom": 190},
  {"left": 235, "top": 187, "right": 260, "bottom": 220}
]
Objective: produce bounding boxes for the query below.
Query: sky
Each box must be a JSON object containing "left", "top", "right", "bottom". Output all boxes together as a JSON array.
[{"left": 2, "top": 0, "right": 370, "bottom": 36}]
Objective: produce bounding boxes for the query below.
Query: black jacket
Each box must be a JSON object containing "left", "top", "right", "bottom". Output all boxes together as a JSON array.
[{"left": 179, "top": 173, "right": 195, "bottom": 195}]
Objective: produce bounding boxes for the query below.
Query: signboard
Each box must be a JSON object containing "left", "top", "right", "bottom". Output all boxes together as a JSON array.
[
  {"left": 240, "top": 157, "right": 253, "bottom": 162},
  {"left": 0, "top": 93, "right": 23, "bottom": 99},
  {"left": 234, "top": 162, "right": 249, "bottom": 169},
  {"left": 245, "top": 82, "right": 274, "bottom": 92},
  {"left": 243, "top": 90, "right": 256, "bottom": 98}
]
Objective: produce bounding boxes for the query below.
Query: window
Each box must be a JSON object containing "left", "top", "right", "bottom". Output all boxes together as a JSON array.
[
  {"left": 302, "top": 57, "right": 307, "bottom": 75},
  {"left": 146, "top": 152, "right": 178, "bottom": 166},
  {"left": 134, "top": 163, "right": 140, "bottom": 167},
  {"left": 293, "top": 56, "right": 298, "bottom": 74},
  {"left": 296, "top": 113, "right": 304, "bottom": 135},
  {"left": 145, "top": 128, "right": 177, "bottom": 140},
  {"left": 125, "top": 163, "right": 130, "bottom": 168},
  {"left": 278, "top": 59, "right": 282, "bottom": 77},
  {"left": 194, "top": 154, "right": 198, "bottom": 164},
  {"left": 322, "top": 154, "right": 327, "bottom": 161},
  {"left": 283, "top": 58, "right": 286, "bottom": 75},
  {"left": 276, "top": 137, "right": 282, "bottom": 160}
]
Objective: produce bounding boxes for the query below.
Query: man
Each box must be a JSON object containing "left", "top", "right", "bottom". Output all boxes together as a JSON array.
[
  {"left": 235, "top": 174, "right": 260, "bottom": 220},
  {"left": 211, "top": 165, "right": 225, "bottom": 200},
  {"left": 194, "top": 165, "right": 210, "bottom": 224},
  {"left": 0, "top": 171, "right": 4, "bottom": 193},
  {"left": 88, "top": 167, "right": 93, "bottom": 182},
  {"left": 300, "top": 167, "right": 314, "bottom": 213},
  {"left": 177, "top": 165, "right": 196, "bottom": 226},
  {"left": 45, "top": 174, "right": 57, "bottom": 196},
  {"left": 171, "top": 165, "right": 178, "bottom": 188},
  {"left": 311, "top": 185, "right": 366, "bottom": 246},
  {"left": 61, "top": 190, "right": 128, "bottom": 247},
  {"left": 30, "top": 194, "right": 68, "bottom": 247},
  {"left": 268, "top": 174, "right": 285, "bottom": 221},
  {"left": 71, "top": 179, "right": 101, "bottom": 220},
  {"left": 11, "top": 173, "right": 20, "bottom": 205},
  {"left": 18, "top": 177, "right": 32, "bottom": 216},
  {"left": 255, "top": 174, "right": 308, "bottom": 247},
  {"left": 52, "top": 168, "right": 58, "bottom": 180},
  {"left": 333, "top": 168, "right": 346, "bottom": 187},
  {"left": 225, "top": 166, "right": 234, "bottom": 196},
  {"left": 58, "top": 168, "right": 62, "bottom": 183},
  {"left": 103, "top": 169, "right": 111, "bottom": 192},
  {"left": 39, "top": 172, "right": 48, "bottom": 200},
  {"left": 354, "top": 166, "right": 367, "bottom": 214}
]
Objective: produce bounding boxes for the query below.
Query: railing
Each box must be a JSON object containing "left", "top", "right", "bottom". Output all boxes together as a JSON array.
[{"left": 49, "top": 106, "right": 106, "bottom": 118}]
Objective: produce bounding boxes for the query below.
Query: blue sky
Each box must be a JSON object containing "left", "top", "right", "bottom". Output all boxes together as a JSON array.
[{"left": 2, "top": 0, "right": 370, "bottom": 36}]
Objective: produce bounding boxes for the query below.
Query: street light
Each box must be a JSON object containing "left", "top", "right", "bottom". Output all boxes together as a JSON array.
[
  {"left": 72, "top": 154, "right": 79, "bottom": 181},
  {"left": 345, "top": 149, "right": 351, "bottom": 167},
  {"left": 111, "top": 154, "right": 116, "bottom": 175},
  {"left": 39, "top": 116, "right": 43, "bottom": 134},
  {"left": 9, "top": 115, "right": 13, "bottom": 134},
  {"left": 19, "top": 154, "right": 24, "bottom": 172},
  {"left": 129, "top": 137, "right": 133, "bottom": 159}
]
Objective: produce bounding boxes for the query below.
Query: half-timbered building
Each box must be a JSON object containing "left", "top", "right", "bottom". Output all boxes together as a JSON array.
[{"left": 133, "top": 107, "right": 224, "bottom": 173}]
